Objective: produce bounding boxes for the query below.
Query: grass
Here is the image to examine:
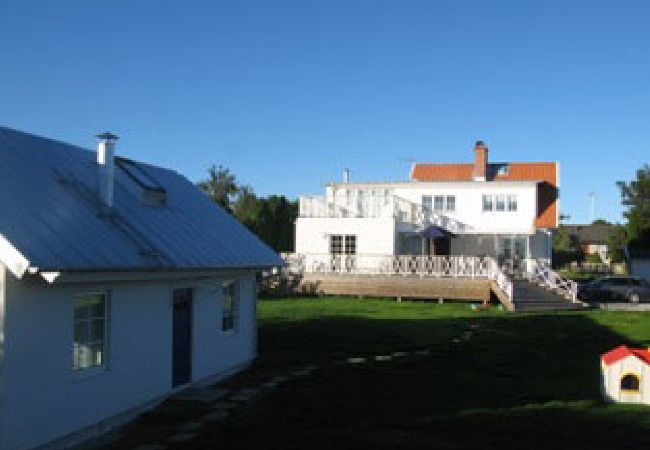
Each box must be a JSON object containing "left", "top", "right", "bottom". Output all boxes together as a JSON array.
[{"left": 109, "top": 297, "right": 650, "bottom": 449}]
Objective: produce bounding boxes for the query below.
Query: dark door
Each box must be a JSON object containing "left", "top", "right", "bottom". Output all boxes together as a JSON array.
[{"left": 172, "top": 288, "right": 192, "bottom": 388}]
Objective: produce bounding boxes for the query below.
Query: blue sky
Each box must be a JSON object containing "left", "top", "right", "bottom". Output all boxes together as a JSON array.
[{"left": 1, "top": 0, "right": 649, "bottom": 224}]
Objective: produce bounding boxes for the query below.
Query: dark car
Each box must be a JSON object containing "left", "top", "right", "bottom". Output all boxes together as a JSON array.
[{"left": 578, "top": 276, "right": 650, "bottom": 303}]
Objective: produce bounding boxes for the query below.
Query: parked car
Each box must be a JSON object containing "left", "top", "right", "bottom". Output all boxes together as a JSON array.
[{"left": 578, "top": 276, "right": 650, "bottom": 303}]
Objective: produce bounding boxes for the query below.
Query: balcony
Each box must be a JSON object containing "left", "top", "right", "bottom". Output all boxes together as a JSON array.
[{"left": 298, "top": 194, "right": 471, "bottom": 232}]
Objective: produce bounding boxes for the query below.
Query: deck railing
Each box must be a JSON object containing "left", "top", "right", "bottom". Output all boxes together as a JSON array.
[
  {"left": 525, "top": 258, "right": 578, "bottom": 302},
  {"left": 298, "top": 194, "right": 471, "bottom": 231},
  {"left": 283, "top": 253, "right": 513, "bottom": 301}
]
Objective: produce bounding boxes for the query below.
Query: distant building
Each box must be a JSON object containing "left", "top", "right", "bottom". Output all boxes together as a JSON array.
[
  {"left": 602, "top": 345, "right": 650, "bottom": 404},
  {"left": 563, "top": 223, "right": 619, "bottom": 262},
  {"left": 0, "top": 127, "right": 282, "bottom": 450}
]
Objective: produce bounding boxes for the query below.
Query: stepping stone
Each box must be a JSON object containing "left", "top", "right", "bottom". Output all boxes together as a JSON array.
[
  {"left": 168, "top": 433, "right": 195, "bottom": 443},
  {"left": 132, "top": 444, "right": 166, "bottom": 450},
  {"left": 271, "top": 376, "right": 288, "bottom": 384},
  {"left": 453, "top": 338, "right": 461, "bottom": 343},
  {"left": 177, "top": 421, "right": 203, "bottom": 432},
  {"left": 462, "top": 331, "right": 473, "bottom": 341},
  {"left": 392, "top": 351, "right": 409, "bottom": 357},
  {"left": 374, "top": 355, "right": 392, "bottom": 362},
  {"left": 176, "top": 387, "right": 230, "bottom": 403},
  {"left": 347, "top": 357, "right": 366, "bottom": 364},
  {"left": 202, "top": 410, "right": 230, "bottom": 422},
  {"left": 468, "top": 324, "right": 479, "bottom": 330},
  {"left": 261, "top": 381, "right": 278, "bottom": 389},
  {"left": 414, "top": 349, "right": 430, "bottom": 356}
]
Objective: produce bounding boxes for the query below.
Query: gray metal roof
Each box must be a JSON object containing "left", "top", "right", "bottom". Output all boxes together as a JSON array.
[{"left": 0, "top": 126, "right": 283, "bottom": 278}]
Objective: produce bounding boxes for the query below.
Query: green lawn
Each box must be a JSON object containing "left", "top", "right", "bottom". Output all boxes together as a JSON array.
[
  {"left": 208, "top": 298, "right": 650, "bottom": 450},
  {"left": 110, "top": 298, "right": 650, "bottom": 449}
]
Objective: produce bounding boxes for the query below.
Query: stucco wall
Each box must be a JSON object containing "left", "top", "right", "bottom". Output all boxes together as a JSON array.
[{"left": 0, "top": 271, "right": 256, "bottom": 450}]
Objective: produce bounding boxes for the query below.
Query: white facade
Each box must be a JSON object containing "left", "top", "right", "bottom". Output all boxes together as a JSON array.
[
  {"left": 0, "top": 265, "right": 258, "bottom": 450},
  {"left": 296, "top": 179, "right": 553, "bottom": 275}
]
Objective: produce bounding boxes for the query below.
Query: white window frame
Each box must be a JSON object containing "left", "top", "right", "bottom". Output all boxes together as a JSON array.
[
  {"left": 222, "top": 280, "right": 238, "bottom": 333},
  {"left": 482, "top": 195, "right": 494, "bottom": 212},
  {"left": 446, "top": 195, "right": 456, "bottom": 212},
  {"left": 507, "top": 195, "right": 518, "bottom": 212},
  {"left": 433, "top": 195, "right": 444, "bottom": 211},
  {"left": 73, "top": 292, "right": 109, "bottom": 372}
]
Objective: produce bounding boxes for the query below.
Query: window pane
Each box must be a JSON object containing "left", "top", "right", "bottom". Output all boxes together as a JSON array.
[
  {"left": 496, "top": 195, "right": 505, "bottom": 211},
  {"left": 91, "top": 342, "right": 104, "bottom": 367},
  {"left": 483, "top": 195, "right": 493, "bottom": 211},
  {"left": 74, "top": 303, "right": 90, "bottom": 321},
  {"left": 446, "top": 196, "right": 455, "bottom": 212},
  {"left": 91, "top": 319, "right": 105, "bottom": 341},
  {"left": 330, "top": 235, "right": 343, "bottom": 254},
  {"left": 345, "top": 235, "right": 356, "bottom": 255},
  {"left": 422, "top": 196, "right": 432, "bottom": 212},
  {"left": 508, "top": 195, "right": 517, "bottom": 212},
  {"left": 74, "top": 322, "right": 90, "bottom": 343},
  {"left": 434, "top": 196, "right": 444, "bottom": 211}
]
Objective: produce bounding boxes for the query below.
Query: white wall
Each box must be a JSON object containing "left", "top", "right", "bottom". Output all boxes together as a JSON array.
[
  {"left": 392, "top": 182, "right": 537, "bottom": 234},
  {"left": 323, "top": 181, "right": 538, "bottom": 234},
  {"left": 0, "top": 270, "right": 256, "bottom": 450},
  {"left": 295, "top": 217, "right": 395, "bottom": 271}
]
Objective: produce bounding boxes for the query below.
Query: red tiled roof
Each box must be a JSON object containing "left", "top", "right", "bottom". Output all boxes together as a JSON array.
[
  {"left": 411, "top": 164, "right": 474, "bottom": 181},
  {"left": 602, "top": 345, "right": 650, "bottom": 366}
]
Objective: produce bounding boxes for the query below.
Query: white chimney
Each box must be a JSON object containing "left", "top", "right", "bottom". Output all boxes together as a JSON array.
[
  {"left": 96, "top": 132, "right": 118, "bottom": 208},
  {"left": 343, "top": 168, "right": 350, "bottom": 183}
]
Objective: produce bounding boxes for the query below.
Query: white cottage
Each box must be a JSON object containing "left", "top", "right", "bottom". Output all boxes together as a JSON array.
[
  {"left": 0, "top": 127, "right": 283, "bottom": 450},
  {"left": 601, "top": 345, "right": 650, "bottom": 404}
]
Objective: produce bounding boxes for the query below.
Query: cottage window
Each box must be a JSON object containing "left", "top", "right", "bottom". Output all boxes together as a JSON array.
[
  {"left": 73, "top": 293, "right": 108, "bottom": 371},
  {"left": 434, "top": 196, "right": 444, "bottom": 211},
  {"left": 482, "top": 195, "right": 493, "bottom": 212},
  {"left": 496, "top": 195, "right": 506, "bottom": 212},
  {"left": 446, "top": 196, "right": 456, "bottom": 212},
  {"left": 222, "top": 281, "right": 237, "bottom": 332},
  {"left": 330, "top": 235, "right": 356, "bottom": 255},
  {"left": 621, "top": 373, "right": 640, "bottom": 392},
  {"left": 507, "top": 195, "right": 518, "bottom": 212}
]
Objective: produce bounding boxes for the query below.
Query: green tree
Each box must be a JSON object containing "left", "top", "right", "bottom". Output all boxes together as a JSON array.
[
  {"left": 552, "top": 226, "right": 582, "bottom": 268},
  {"left": 197, "top": 165, "right": 239, "bottom": 212},
  {"left": 606, "top": 225, "right": 627, "bottom": 263},
  {"left": 617, "top": 165, "right": 650, "bottom": 246}
]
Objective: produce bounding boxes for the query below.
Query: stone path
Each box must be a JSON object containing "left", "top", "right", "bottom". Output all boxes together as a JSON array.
[{"left": 129, "top": 326, "right": 479, "bottom": 449}]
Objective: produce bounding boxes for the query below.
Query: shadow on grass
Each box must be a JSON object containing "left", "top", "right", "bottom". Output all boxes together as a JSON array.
[{"left": 105, "top": 309, "right": 650, "bottom": 450}]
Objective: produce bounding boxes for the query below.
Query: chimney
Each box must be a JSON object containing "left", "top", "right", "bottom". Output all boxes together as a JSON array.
[
  {"left": 473, "top": 140, "right": 488, "bottom": 181},
  {"left": 343, "top": 168, "right": 350, "bottom": 183},
  {"left": 96, "top": 132, "right": 118, "bottom": 208}
]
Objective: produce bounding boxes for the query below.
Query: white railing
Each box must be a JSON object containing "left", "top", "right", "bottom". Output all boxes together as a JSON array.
[
  {"left": 526, "top": 258, "right": 578, "bottom": 302},
  {"left": 283, "top": 253, "right": 513, "bottom": 301},
  {"left": 299, "top": 194, "right": 471, "bottom": 232}
]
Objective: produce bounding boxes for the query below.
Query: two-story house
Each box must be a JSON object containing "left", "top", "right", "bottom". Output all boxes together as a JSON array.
[{"left": 295, "top": 141, "right": 561, "bottom": 293}]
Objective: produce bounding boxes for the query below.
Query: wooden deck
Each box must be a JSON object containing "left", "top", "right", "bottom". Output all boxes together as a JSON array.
[{"left": 298, "top": 273, "right": 497, "bottom": 303}]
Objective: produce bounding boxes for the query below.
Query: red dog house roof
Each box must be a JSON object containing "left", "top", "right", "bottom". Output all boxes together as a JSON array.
[{"left": 602, "top": 345, "right": 650, "bottom": 366}]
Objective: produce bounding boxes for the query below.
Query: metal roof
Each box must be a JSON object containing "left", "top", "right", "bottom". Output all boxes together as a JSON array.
[{"left": 0, "top": 126, "right": 283, "bottom": 278}]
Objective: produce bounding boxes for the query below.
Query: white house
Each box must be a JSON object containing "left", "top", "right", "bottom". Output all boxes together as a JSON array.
[
  {"left": 295, "top": 141, "right": 559, "bottom": 279},
  {"left": 601, "top": 345, "right": 650, "bottom": 404},
  {"left": 0, "top": 127, "right": 282, "bottom": 450}
]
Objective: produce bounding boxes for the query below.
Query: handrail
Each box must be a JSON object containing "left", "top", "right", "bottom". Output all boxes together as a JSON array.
[{"left": 526, "top": 258, "right": 578, "bottom": 302}]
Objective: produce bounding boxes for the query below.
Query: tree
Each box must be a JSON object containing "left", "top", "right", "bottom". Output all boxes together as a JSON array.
[
  {"left": 197, "top": 165, "right": 239, "bottom": 212},
  {"left": 617, "top": 165, "right": 650, "bottom": 246},
  {"left": 592, "top": 218, "right": 609, "bottom": 225},
  {"left": 552, "top": 226, "right": 582, "bottom": 268},
  {"left": 199, "top": 165, "right": 299, "bottom": 252},
  {"left": 606, "top": 225, "right": 627, "bottom": 263}
]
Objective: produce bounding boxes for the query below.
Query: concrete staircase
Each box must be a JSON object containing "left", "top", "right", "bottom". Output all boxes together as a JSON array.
[{"left": 513, "top": 279, "right": 584, "bottom": 312}]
